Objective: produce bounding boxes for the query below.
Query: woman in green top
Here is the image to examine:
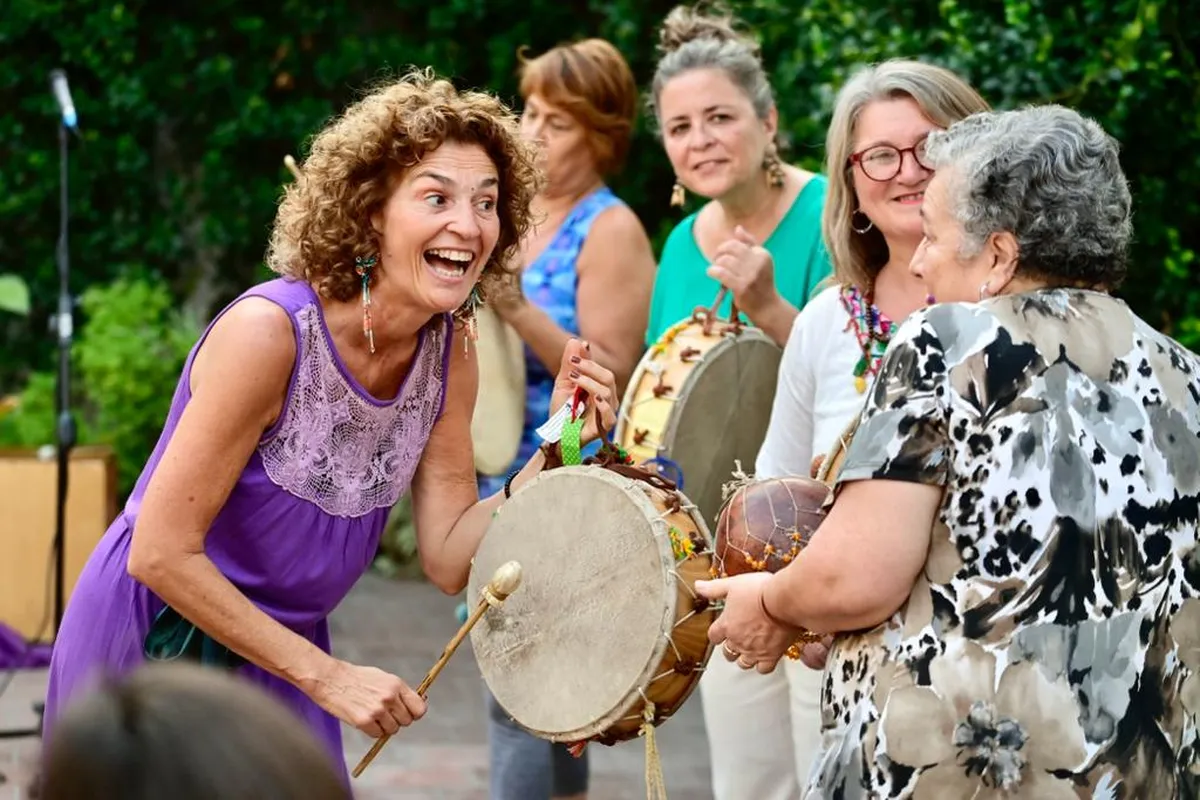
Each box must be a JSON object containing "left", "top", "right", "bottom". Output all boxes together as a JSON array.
[
  {"left": 645, "top": 5, "right": 832, "bottom": 348},
  {"left": 642, "top": 6, "right": 832, "bottom": 799}
]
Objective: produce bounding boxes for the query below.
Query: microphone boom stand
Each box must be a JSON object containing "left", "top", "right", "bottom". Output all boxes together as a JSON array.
[
  {"left": 53, "top": 109, "right": 76, "bottom": 647},
  {"left": 0, "top": 112, "right": 74, "bottom": 750}
]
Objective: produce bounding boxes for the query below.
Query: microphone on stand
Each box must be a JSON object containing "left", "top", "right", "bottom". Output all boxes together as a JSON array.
[
  {"left": 49, "top": 69, "right": 78, "bottom": 130},
  {"left": 49, "top": 66, "right": 78, "bottom": 653},
  {"left": 0, "top": 67, "right": 82, "bottom": 752}
]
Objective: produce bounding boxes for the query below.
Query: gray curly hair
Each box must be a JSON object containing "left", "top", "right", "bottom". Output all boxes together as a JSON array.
[{"left": 923, "top": 104, "right": 1133, "bottom": 289}]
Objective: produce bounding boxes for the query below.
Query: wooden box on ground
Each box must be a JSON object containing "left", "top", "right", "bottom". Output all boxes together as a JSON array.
[{"left": 0, "top": 446, "right": 117, "bottom": 643}]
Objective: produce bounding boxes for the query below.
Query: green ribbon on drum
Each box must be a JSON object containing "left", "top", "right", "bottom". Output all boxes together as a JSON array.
[{"left": 559, "top": 411, "right": 585, "bottom": 466}]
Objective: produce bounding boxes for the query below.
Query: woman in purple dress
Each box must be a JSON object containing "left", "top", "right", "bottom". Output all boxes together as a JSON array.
[{"left": 41, "top": 69, "right": 620, "bottom": 786}]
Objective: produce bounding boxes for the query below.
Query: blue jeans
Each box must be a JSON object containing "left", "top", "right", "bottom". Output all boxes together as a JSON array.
[{"left": 486, "top": 689, "right": 588, "bottom": 799}]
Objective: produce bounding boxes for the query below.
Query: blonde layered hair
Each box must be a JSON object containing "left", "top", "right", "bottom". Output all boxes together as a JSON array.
[{"left": 823, "top": 60, "right": 990, "bottom": 290}]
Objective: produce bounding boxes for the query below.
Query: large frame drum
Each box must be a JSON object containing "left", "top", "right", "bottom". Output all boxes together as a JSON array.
[{"left": 615, "top": 303, "right": 782, "bottom": 527}]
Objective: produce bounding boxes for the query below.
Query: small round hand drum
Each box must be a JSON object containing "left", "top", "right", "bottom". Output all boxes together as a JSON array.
[
  {"left": 713, "top": 476, "right": 832, "bottom": 652},
  {"left": 713, "top": 476, "right": 831, "bottom": 578},
  {"left": 468, "top": 465, "right": 716, "bottom": 747}
]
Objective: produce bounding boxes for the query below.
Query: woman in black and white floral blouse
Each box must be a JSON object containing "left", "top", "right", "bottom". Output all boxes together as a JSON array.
[{"left": 697, "top": 104, "right": 1200, "bottom": 798}]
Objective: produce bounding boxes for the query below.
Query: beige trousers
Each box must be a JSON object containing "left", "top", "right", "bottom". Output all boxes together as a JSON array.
[{"left": 698, "top": 652, "right": 825, "bottom": 799}]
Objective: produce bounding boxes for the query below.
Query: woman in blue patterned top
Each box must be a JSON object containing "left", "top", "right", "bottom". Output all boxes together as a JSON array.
[{"left": 478, "top": 39, "right": 658, "bottom": 800}]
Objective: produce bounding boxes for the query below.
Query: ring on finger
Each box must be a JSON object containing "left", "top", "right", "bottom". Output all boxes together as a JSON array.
[
  {"left": 722, "top": 642, "right": 739, "bottom": 661},
  {"left": 736, "top": 656, "right": 755, "bottom": 670}
]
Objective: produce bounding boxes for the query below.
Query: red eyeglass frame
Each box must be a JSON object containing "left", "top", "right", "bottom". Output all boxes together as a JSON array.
[{"left": 847, "top": 138, "right": 933, "bottom": 182}]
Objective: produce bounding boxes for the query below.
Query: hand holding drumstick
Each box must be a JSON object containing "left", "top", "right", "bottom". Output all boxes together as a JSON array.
[{"left": 351, "top": 561, "right": 524, "bottom": 778}]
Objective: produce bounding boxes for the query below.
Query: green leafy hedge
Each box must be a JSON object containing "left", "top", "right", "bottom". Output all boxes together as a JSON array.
[
  {"left": 2, "top": 0, "right": 1196, "bottom": 501},
  {"left": 0, "top": 275, "right": 200, "bottom": 496}
]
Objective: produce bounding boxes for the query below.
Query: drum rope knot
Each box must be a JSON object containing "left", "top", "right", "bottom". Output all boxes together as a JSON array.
[{"left": 719, "top": 459, "right": 755, "bottom": 502}]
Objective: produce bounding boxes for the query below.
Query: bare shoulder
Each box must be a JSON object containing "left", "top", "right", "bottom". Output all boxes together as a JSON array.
[
  {"left": 787, "top": 163, "right": 818, "bottom": 186},
  {"left": 590, "top": 202, "right": 651, "bottom": 243},
  {"left": 190, "top": 296, "right": 297, "bottom": 407},
  {"left": 580, "top": 203, "right": 654, "bottom": 272}
]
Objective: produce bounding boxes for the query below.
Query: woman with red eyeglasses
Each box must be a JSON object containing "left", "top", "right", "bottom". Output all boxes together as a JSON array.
[{"left": 696, "top": 60, "right": 990, "bottom": 800}]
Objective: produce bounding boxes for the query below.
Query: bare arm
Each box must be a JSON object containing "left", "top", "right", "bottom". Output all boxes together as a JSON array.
[
  {"left": 499, "top": 205, "right": 656, "bottom": 397},
  {"left": 763, "top": 479, "right": 941, "bottom": 633},
  {"left": 411, "top": 331, "right": 618, "bottom": 595},
  {"left": 765, "top": 313, "right": 952, "bottom": 633},
  {"left": 746, "top": 297, "right": 800, "bottom": 350},
  {"left": 127, "top": 299, "right": 328, "bottom": 686},
  {"left": 408, "top": 324, "right": 543, "bottom": 595}
]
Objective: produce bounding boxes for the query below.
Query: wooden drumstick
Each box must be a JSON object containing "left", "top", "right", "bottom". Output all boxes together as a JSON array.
[
  {"left": 351, "top": 560, "right": 523, "bottom": 778},
  {"left": 283, "top": 154, "right": 302, "bottom": 180}
]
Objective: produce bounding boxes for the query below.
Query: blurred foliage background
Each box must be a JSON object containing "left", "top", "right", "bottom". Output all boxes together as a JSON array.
[{"left": 1, "top": 0, "right": 1197, "bottom": 566}]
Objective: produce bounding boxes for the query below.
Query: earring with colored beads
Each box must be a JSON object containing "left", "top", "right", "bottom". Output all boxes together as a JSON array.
[
  {"left": 355, "top": 255, "right": 377, "bottom": 354},
  {"left": 458, "top": 282, "right": 483, "bottom": 354}
]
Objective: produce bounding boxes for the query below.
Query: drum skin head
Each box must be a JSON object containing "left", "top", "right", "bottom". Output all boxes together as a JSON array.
[
  {"left": 666, "top": 331, "right": 781, "bottom": 528},
  {"left": 467, "top": 467, "right": 678, "bottom": 741}
]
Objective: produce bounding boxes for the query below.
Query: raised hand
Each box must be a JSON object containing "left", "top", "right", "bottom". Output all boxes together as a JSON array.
[
  {"left": 549, "top": 338, "right": 619, "bottom": 444},
  {"left": 706, "top": 225, "right": 781, "bottom": 320}
]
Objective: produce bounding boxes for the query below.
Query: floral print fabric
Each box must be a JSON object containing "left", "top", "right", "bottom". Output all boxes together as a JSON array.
[{"left": 812, "top": 288, "right": 1200, "bottom": 798}]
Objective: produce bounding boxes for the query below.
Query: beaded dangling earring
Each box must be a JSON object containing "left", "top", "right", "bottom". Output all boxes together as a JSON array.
[
  {"left": 458, "top": 283, "right": 482, "bottom": 355},
  {"left": 670, "top": 181, "right": 686, "bottom": 208},
  {"left": 355, "top": 255, "right": 377, "bottom": 354}
]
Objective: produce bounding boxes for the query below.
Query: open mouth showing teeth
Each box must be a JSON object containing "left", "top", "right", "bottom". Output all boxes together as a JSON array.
[
  {"left": 895, "top": 192, "right": 925, "bottom": 202},
  {"left": 424, "top": 248, "right": 473, "bottom": 279}
]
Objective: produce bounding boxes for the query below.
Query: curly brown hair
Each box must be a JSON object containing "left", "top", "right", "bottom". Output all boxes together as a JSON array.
[{"left": 266, "top": 68, "right": 540, "bottom": 314}]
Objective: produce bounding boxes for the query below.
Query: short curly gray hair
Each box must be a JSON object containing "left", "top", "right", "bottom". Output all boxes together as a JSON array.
[{"left": 923, "top": 104, "right": 1133, "bottom": 289}]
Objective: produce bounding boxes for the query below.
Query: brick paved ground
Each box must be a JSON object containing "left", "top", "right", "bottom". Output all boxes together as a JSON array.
[{"left": 0, "top": 573, "right": 714, "bottom": 800}]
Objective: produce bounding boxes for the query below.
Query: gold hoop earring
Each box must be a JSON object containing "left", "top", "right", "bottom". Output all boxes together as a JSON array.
[
  {"left": 851, "top": 209, "right": 874, "bottom": 235},
  {"left": 670, "top": 181, "right": 686, "bottom": 208}
]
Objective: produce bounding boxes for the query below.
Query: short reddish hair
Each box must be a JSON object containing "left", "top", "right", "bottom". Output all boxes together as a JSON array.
[{"left": 518, "top": 39, "right": 639, "bottom": 176}]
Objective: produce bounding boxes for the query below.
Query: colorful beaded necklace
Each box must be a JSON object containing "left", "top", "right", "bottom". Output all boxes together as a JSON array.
[{"left": 840, "top": 284, "right": 894, "bottom": 393}]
